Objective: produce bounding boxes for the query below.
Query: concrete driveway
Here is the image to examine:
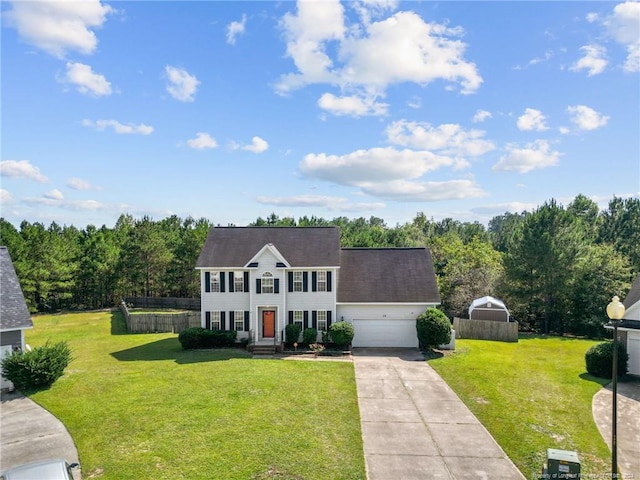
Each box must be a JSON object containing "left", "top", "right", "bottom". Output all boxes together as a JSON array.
[
  {"left": 0, "top": 390, "right": 80, "bottom": 477},
  {"left": 353, "top": 348, "right": 525, "bottom": 480}
]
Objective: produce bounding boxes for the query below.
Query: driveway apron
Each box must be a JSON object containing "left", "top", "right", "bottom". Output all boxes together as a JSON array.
[{"left": 353, "top": 348, "right": 525, "bottom": 480}]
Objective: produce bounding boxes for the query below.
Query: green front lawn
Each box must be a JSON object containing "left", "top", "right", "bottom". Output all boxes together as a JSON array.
[
  {"left": 428, "top": 336, "right": 611, "bottom": 478},
  {"left": 25, "top": 311, "right": 365, "bottom": 480}
]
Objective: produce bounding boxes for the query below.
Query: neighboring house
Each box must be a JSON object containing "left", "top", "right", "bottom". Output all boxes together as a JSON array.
[
  {"left": 469, "top": 296, "right": 511, "bottom": 322},
  {"left": 196, "top": 227, "right": 440, "bottom": 348},
  {"left": 615, "top": 274, "right": 640, "bottom": 377},
  {"left": 0, "top": 246, "right": 33, "bottom": 390}
]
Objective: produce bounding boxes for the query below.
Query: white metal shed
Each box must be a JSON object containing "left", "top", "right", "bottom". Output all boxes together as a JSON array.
[{"left": 469, "top": 296, "right": 510, "bottom": 322}]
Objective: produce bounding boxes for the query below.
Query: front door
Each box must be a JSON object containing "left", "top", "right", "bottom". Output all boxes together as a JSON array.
[{"left": 262, "top": 311, "right": 275, "bottom": 338}]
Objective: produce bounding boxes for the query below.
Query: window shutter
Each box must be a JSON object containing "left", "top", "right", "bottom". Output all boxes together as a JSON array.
[
  {"left": 312, "top": 310, "right": 317, "bottom": 329},
  {"left": 205, "top": 311, "right": 211, "bottom": 329},
  {"left": 244, "top": 272, "right": 249, "bottom": 292},
  {"left": 205, "top": 272, "right": 211, "bottom": 293},
  {"left": 256, "top": 279, "right": 262, "bottom": 294},
  {"left": 228, "top": 311, "right": 234, "bottom": 330},
  {"left": 288, "top": 311, "right": 294, "bottom": 324},
  {"left": 228, "top": 272, "right": 234, "bottom": 293},
  {"left": 327, "top": 271, "right": 332, "bottom": 292},
  {"left": 220, "top": 272, "right": 226, "bottom": 293},
  {"left": 244, "top": 311, "right": 250, "bottom": 331},
  {"left": 274, "top": 278, "right": 280, "bottom": 294},
  {"left": 311, "top": 271, "right": 317, "bottom": 292},
  {"left": 303, "top": 311, "right": 309, "bottom": 330},
  {"left": 288, "top": 272, "right": 293, "bottom": 292},
  {"left": 303, "top": 272, "right": 308, "bottom": 292},
  {"left": 221, "top": 311, "right": 226, "bottom": 330},
  {"left": 327, "top": 311, "right": 332, "bottom": 328}
]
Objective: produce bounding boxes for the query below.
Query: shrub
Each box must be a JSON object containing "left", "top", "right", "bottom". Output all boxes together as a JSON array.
[
  {"left": 178, "top": 327, "right": 206, "bottom": 349},
  {"left": 585, "top": 341, "right": 628, "bottom": 379},
  {"left": 303, "top": 328, "right": 317, "bottom": 346},
  {"left": 1, "top": 341, "right": 73, "bottom": 391},
  {"left": 416, "top": 308, "right": 451, "bottom": 351},
  {"left": 285, "top": 323, "right": 302, "bottom": 346},
  {"left": 329, "top": 321, "right": 354, "bottom": 348}
]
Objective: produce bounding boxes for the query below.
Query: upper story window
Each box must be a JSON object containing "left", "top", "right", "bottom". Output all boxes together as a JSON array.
[
  {"left": 262, "top": 272, "right": 274, "bottom": 294},
  {"left": 293, "top": 271, "right": 303, "bottom": 292},
  {"left": 210, "top": 272, "right": 220, "bottom": 293},
  {"left": 234, "top": 272, "right": 244, "bottom": 292},
  {"left": 316, "top": 271, "right": 327, "bottom": 292}
]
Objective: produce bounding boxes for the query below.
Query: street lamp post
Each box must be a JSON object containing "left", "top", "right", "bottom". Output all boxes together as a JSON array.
[{"left": 606, "top": 295, "right": 625, "bottom": 479}]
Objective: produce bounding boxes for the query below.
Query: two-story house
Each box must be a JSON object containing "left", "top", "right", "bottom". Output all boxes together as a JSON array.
[{"left": 196, "top": 226, "right": 440, "bottom": 348}]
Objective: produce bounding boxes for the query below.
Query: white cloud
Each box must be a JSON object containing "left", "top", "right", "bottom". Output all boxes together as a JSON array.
[
  {"left": 187, "top": 133, "right": 218, "bottom": 150},
  {"left": 361, "top": 179, "right": 487, "bottom": 202},
  {"left": 67, "top": 177, "right": 93, "bottom": 190},
  {"left": 0, "top": 189, "right": 14, "bottom": 204},
  {"left": 82, "top": 119, "right": 153, "bottom": 134},
  {"left": 470, "top": 202, "right": 539, "bottom": 216},
  {"left": 165, "top": 66, "right": 200, "bottom": 102},
  {"left": 44, "top": 189, "right": 64, "bottom": 200},
  {"left": 352, "top": 0, "right": 399, "bottom": 24},
  {"left": 570, "top": 44, "right": 608, "bottom": 76},
  {"left": 63, "top": 62, "right": 112, "bottom": 96},
  {"left": 567, "top": 105, "right": 609, "bottom": 130},
  {"left": 0, "top": 160, "right": 49, "bottom": 183},
  {"left": 255, "top": 194, "right": 385, "bottom": 211},
  {"left": 23, "top": 195, "right": 106, "bottom": 211},
  {"left": 385, "top": 120, "right": 494, "bottom": 158},
  {"left": 242, "top": 136, "right": 269, "bottom": 153},
  {"left": 517, "top": 108, "right": 548, "bottom": 131},
  {"left": 604, "top": 1, "right": 640, "bottom": 72},
  {"left": 473, "top": 110, "right": 492, "bottom": 123},
  {"left": 276, "top": 2, "right": 482, "bottom": 113},
  {"left": 586, "top": 12, "right": 599, "bottom": 23},
  {"left": 317, "top": 92, "right": 388, "bottom": 116},
  {"left": 4, "top": 0, "right": 114, "bottom": 58},
  {"left": 493, "top": 140, "right": 561, "bottom": 173},
  {"left": 227, "top": 14, "right": 247, "bottom": 45}
]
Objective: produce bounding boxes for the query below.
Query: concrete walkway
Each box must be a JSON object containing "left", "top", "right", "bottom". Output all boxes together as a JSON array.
[
  {"left": 0, "top": 390, "right": 80, "bottom": 477},
  {"left": 592, "top": 378, "right": 640, "bottom": 477},
  {"left": 353, "top": 348, "right": 525, "bottom": 480}
]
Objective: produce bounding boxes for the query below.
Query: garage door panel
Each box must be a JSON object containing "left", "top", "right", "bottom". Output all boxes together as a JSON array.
[
  {"left": 628, "top": 337, "right": 640, "bottom": 376},
  {"left": 352, "top": 319, "right": 418, "bottom": 348}
]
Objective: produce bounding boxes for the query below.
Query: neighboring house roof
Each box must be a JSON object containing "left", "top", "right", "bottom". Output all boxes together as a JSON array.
[
  {"left": 196, "top": 227, "right": 341, "bottom": 268},
  {"left": 337, "top": 248, "right": 440, "bottom": 304},
  {"left": 621, "top": 274, "right": 640, "bottom": 330},
  {"left": 623, "top": 274, "right": 640, "bottom": 311},
  {"left": 469, "top": 296, "right": 509, "bottom": 315},
  {"left": 0, "top": 246, "right": 33, "bottom": 332}
]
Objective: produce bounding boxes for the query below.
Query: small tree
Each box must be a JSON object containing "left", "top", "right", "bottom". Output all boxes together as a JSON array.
[
  {"left": 329, "top": 321, "right": 354, "bottom": 349},
  {"left": 285, "top": 323, "right": 302, "bottom": 347},
  {"left": 1, "top": 341, "right": 73, "bottom": 391},
  {"left": 303, "top": 328, "right": 317, "bottom": 346},
  {"left": 416, "top": 308, "right": 451, "bottom": 351}
]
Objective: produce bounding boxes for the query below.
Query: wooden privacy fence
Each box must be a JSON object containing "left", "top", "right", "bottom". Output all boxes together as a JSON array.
[
  {"left": 453, "top": 317, "right": 519, "bottom": 343},
  {"left": 123, "top": 296, "right": 200, "bottom": 311},
  {"left": 120, "top": 301, "right": 201, "bottom": 334}
]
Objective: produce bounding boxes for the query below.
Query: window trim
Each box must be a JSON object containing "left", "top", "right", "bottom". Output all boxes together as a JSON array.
[
  {"left": 293, "top": 310, "right": 303, "bottom": 330},
  {"left": 316, "top": 271, "right": 327, "bottom": 292},
  {"left": 262, "top": 272, "right": 274, "bottom": 294},
  {"left": 293, "top": 271, "right": 303, "bottom": 292},
  {"left": 210, "top": 311, "right": 221, "bottom": 330},
  {"left": 234, "top": 271, "right": 244, "bottom": 292},
  {"left": 234, "top": 310, "right": 245, "bottom": 331},
  {"left": 317, "top": 310, "right": 327, "bottom": 331},
  {"left": 210, "top": 272, "right": 220, "bottom": 293}
]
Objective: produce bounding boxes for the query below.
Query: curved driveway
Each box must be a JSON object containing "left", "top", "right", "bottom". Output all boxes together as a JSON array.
[{"left": 353, "top": 348, "right": 525, "bottom": 480}]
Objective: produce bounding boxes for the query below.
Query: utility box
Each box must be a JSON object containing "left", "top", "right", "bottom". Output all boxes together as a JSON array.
[{"left": 543, "top": 449, "right": 580, "bottom": 478}]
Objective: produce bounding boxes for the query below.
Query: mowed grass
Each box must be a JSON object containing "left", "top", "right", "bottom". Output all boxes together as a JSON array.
[
  {"left": 428, "top": 335, "right": 611, "bottom": 478},
  {"left": 24, "top": 311, "right": 366, "bottom": 480}
]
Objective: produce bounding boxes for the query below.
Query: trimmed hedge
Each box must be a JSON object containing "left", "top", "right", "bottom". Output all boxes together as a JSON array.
[
  {"left": 285, "top": 323, "right": 302, "bottom": 346},
  {"left": 585, "top": 341, "right": 629, "bottom": 379},
  {"left": 178, "top": 327, "right": 237, "bottom": 350},
  {"left": 303, "top": 328, "right": 317, "bottom": 346},
  {"left": 416, "top": 308, "right": 451, "bottom": 351},
  {"left": 329, "top": 321, "right": 354, "bottom": 348},
  {"left": 1, "top": 341, "right": 73, "bottom": 391}
]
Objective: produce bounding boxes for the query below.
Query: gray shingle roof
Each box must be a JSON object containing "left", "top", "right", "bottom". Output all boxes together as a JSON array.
[
  {"left": 337, "top": 248, "right": 440, "bottom": 304},
  {"left": 196, "top": 227, "right": 341, "bottom": 268},
  {"left": 0, "top": 246, "right": 33, "bottom": 331},
  {"left": 623, "top": 273, "right": 640, "bottom": 311}
]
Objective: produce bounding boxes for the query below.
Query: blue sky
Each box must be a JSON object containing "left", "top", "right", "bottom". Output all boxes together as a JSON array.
[{"left": 1, "top": 0, "right": 639, "bottom": 229}]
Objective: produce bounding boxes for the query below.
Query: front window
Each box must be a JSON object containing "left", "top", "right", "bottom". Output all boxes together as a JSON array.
[
  {"left": 234, "top": 272, "right": 244, "bottom": 292},
  {"left": 317, "top": 310, "right": 327, "bottom": 331},
  {"left": 235, "top": 311, "right": 244, "bottom": 331},
  {"left": 293, "top": 271, "right": 303, "bottom": 292},
  {"left": 210, "top": 311, "right": 221, "bottom": 330},
  {"left": 262, "top": 272, "right": 274, "bottom": 294},
  {"left": 210, "top": 272, "right": 220, "bottom": 293},
  {"left": 317, "top": 271, "right": 327, "bottom": 292},
  {"left": 293, "top": 310, "right": 303, "bottom": 331}
]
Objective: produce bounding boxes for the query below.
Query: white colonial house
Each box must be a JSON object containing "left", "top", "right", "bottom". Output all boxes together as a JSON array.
[{"left": 196, "top": 227, "right": 440, "bottom": 349}]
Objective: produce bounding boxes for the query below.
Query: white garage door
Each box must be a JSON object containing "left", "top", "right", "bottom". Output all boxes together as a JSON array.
[
  {"left": 1, "top": 345, "right": 14, "bottom": 390},
  {"left": 352, "top": 319, "right": 418, "bottom": 348},
  {"left": 628, "top": 335, "right": 640, "bottom": 377}
]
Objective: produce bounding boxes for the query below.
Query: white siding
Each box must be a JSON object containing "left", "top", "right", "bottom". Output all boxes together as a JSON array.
[
  {"left": 628, "top": 331, "right": 640, "bottom": 377},
  {"left": 200, "top": 269, "right": 250, "bottom": 328}
]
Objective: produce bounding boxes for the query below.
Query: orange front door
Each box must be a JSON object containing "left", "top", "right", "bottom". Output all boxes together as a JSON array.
[{"left": 263, "top": 311, "right": 275, "bottom": 338}]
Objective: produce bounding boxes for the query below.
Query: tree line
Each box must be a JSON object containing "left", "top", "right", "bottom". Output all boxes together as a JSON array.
[{"left": 1, "top": 194, "right": 638, "bottom": 337}]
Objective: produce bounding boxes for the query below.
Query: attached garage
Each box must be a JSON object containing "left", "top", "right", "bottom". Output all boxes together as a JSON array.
[
  {"left": 628, "top": 333, "right": 640, "bottom": 377},
  {"left": 352, "top": 318, "right": 418, "bottom": 348}
]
